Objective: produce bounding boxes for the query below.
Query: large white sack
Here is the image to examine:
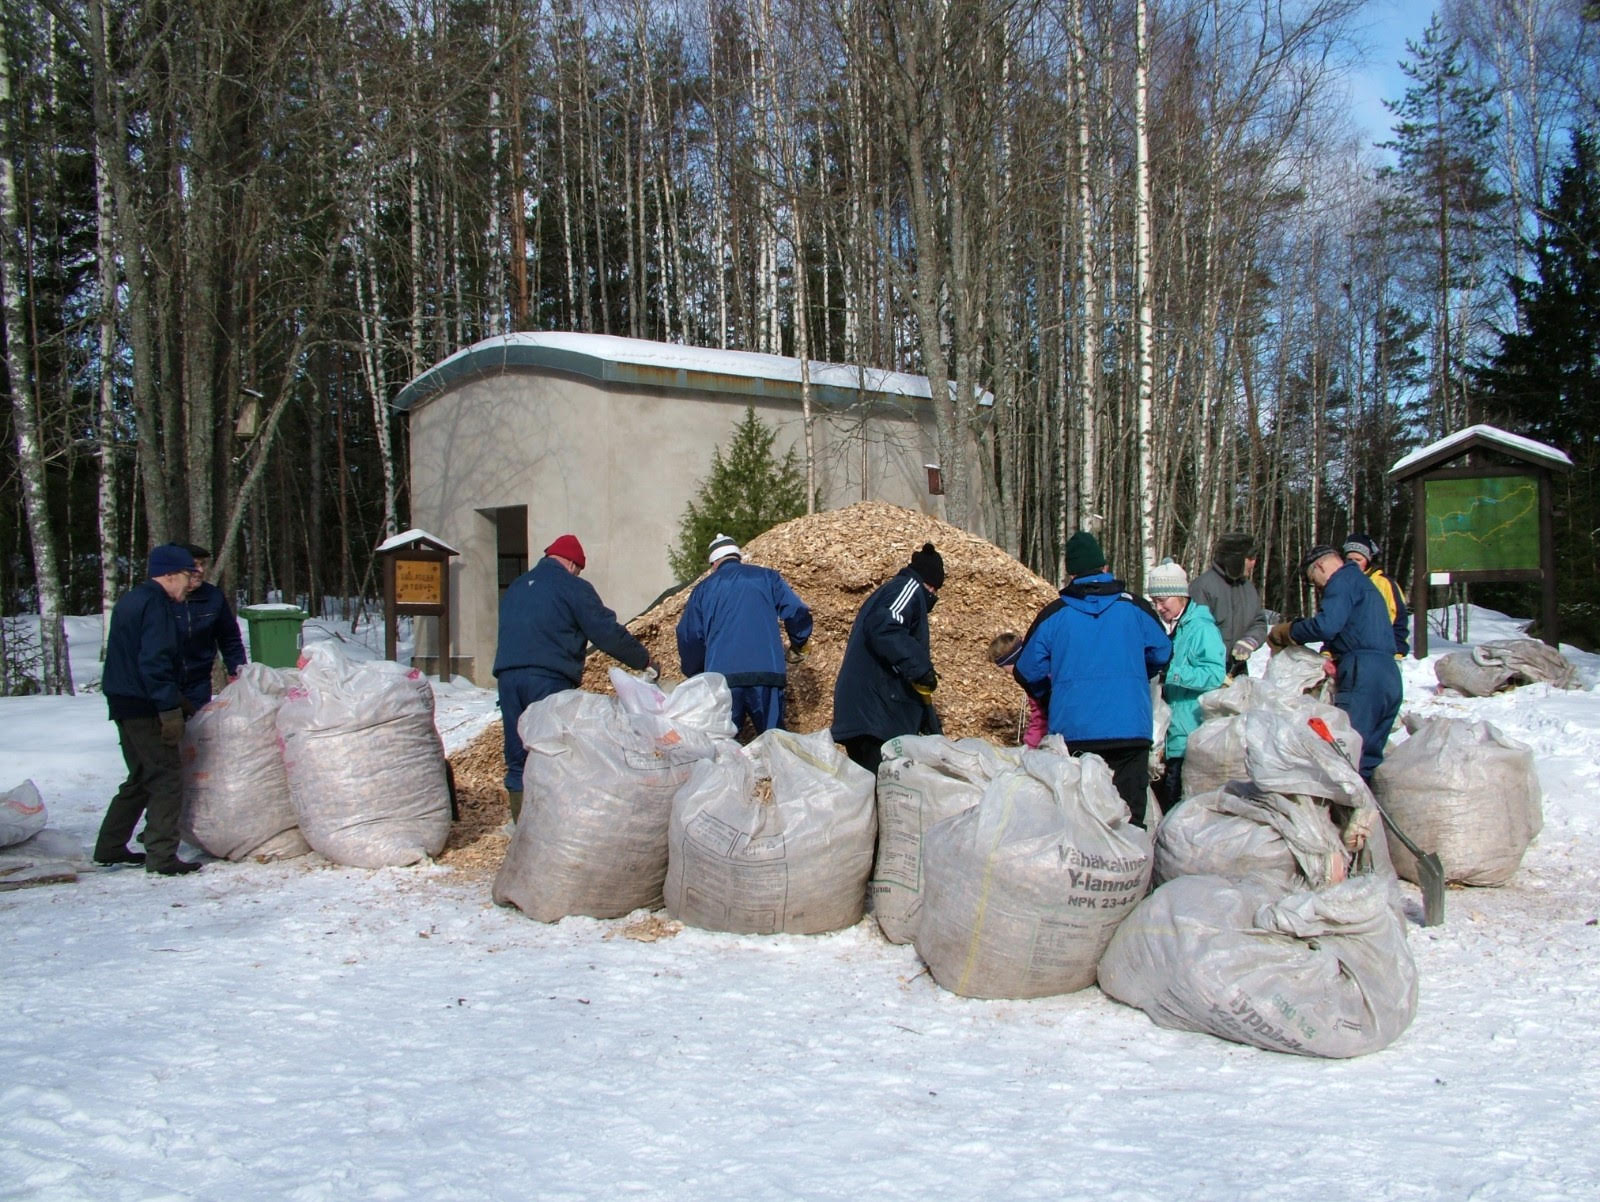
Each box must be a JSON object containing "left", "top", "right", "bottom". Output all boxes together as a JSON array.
[
  {"left": 1263, "top": 645, "right": 1335, "bottom": 702},
  {"left": 276, "top": 642, "right": 450, "bottom": 868},
  {"left": 1154, "top": 782, "right": 1349, "bottom": 892},
  {"left": 665, "top": 727, "right": 876, "bottom": 935},
  {"left": 0, "top": 780, "right": 46, "bottom": 848},
  {"left": 1436, "top": 638, "right": 1578, "bottom": 697},
  {"left": 1242, "top": 708, "right": 1370, "bottom": 808},
  {"left": 1373, "top": 716, "right": 1542, "bottom": 886},
  {"left": 1098, "top": 873, "right": 1417, "bottom": 1058},
  {"left": 494, "top": 672, "right": 732, "bottom": 922},
  {"left": 1182, "top": 685, "right": 1361, "bottom": 800},
  {"left": 914, "top": 751, "right": 1151, "bottom": 999},
  {"left": 871, "top": 735, "right": 1026, "bottom": 943},
  {"left": 180, "top": 663, "right": 309, "bottom": 861}
]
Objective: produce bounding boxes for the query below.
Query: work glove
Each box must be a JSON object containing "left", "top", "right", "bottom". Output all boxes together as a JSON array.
[
  {"left": 911, "top": 669, "right": 938, "bottom": 699},
  {"left": 786, "top": 641, "right": 811, "bottom": 665},
  {"left": 158, "top": 708, "right": 185, "bottom": 747},
  {"left": 1231, "top": 636, "right": 1261, "bottom": 662},
  {"left": 1266, "top": 621, "right": 1296, "bottom": 651},
  {"left": 642, "top": 658, "right": 662, "bottom": 683}
]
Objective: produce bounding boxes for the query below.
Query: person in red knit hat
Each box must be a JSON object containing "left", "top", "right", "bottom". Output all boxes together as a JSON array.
[{"left": 492, "top": 534, "right": 657, "bottom": 820}]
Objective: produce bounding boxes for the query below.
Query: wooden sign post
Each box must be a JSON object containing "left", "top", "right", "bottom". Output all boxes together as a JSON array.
[{"left": 378, "top": 530, "right": 459, "bottom": 682}]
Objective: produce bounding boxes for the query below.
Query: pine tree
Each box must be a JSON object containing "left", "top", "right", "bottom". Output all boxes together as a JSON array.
[{"left": 667, "top": 408, "right": 808, "bottom": 582}]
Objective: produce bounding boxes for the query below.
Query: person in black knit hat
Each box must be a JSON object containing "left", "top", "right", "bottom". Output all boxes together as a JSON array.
[
  {"left": 1189, "top": 531, "right": 1269, "bottom": 677},
  {"left": 831, "top": 542, "right": 944, "bottom": 774}
]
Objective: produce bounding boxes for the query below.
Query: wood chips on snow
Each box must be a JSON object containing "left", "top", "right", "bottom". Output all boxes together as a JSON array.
[{"left": 444, "top": 502, "right": 1061, "bottom": 873}]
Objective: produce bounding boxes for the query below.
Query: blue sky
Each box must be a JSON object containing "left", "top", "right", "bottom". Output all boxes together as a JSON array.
[{"left": 1345, "top": 0, "right": 1438, "bottom": 158}]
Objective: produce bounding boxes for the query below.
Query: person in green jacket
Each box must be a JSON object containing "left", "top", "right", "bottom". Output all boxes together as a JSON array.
[{"left": 1146, "top": 559, "right": 1227, "bottom": 816}]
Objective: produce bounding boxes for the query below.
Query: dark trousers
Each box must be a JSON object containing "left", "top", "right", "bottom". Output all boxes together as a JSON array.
[
  {"left": 1068, "top": 740, "right": 1154, "bottom": 828},
  {"left": 730, "top": 685, "right": 785, "bottom": 736},
  {"left": 497, "top": 668, "right": 571, "bottom": 792},
  {"left": 841, "top": 735, "right": 886, "bottom": 777},
  {"left": 1160, "top": 756, "right": 1185, "bottom": 817},
  {"left": 96, "top": 716, "right": 183, "bottom": 866}
]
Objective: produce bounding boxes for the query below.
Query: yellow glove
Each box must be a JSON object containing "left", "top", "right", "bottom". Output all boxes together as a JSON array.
[
  {"left": 911, "top": 670, "right": 938, "bottom": 699},
  {"left": 786, "top": 641, "right": 811, "bottom": 665}
]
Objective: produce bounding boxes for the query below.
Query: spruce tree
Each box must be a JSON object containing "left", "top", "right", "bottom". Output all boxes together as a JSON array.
[{"left": 667, "top": 408, "right": 808, "bottom": 582}]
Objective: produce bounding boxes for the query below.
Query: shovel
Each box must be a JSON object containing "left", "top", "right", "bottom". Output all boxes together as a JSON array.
[{"left": 1308, "top": 716, "right": 1445, "bottom": 927}]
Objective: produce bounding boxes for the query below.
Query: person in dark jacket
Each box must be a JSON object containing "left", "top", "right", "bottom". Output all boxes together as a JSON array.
[
  {"left": 1189, "top": 531, "right": 1269, "bottom": 677},
  {"left": 176, "top": 543, "right": 247, "bottom": 710},
  {"left": 1014, "top": 532, "right": 1173, "bottom": 826},
  {"left": 676, "top": 533, "right": 813, "bottom": 736},
  {"left": 1342, "top": 532, "right": 1410, "bottom": 658},
  {"left": 830, "top": 543, "right": 945, "bottom": 775},
  {"left": 492, "top": 534, "right": 656, "bottom": 819},
  {"left": 94, "top": 543, "right": 204, "bottom": 875},
  {"left": 1267, "top": 545, "right": 1404, "bottom": 779}
]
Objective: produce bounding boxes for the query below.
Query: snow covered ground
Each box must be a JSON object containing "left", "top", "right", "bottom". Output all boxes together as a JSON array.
[{"left": 3, "top": 608, "right": 1599, "bottom": 1201}]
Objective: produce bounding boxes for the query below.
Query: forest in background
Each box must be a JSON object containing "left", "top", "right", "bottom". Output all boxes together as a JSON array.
[{"left": 1, "top": 0, "right": 1597, "bottom": 693}]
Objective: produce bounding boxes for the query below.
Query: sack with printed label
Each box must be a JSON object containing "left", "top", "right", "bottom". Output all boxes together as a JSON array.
[
  {"left": 181, "top": 663, "right": 309, "bottom": 861},
  {"left": 914, "top": 750, "right": 1151, "bottom": 999},
  {"left": 495, "top": 671, "right": 734, "bottom": 922},
  {"left": 870, "top": 735, "right": 1026, "bottom": 943},
  {"left": 1373, "top": 716, "right": 1542, "bottom": 886},
  {"left": 1098, "top": 873, "right": 1417, "bottom": 1058},
  {"left": 277, "top": 642, "right": 451, "bottom": 868},
  {"left": 665, "top": 727, "right": 876, "bottom": 935}
]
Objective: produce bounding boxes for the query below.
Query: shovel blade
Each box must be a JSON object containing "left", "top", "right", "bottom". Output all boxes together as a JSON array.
[{"left": 1416, "top": 852, "right": 1446, "bottom": 927}]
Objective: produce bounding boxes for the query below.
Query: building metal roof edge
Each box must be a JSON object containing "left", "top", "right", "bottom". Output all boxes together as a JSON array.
[{"left": 391, "top": 333, "right": 968, "bottom": 414}]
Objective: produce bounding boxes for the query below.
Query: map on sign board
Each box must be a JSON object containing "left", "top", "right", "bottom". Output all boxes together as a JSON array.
[{"left": 1424, "top": 476, "right": 1540, "bottom": 572}]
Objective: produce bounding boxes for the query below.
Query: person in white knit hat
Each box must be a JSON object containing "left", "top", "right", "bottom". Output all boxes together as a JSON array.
[{"left": 1146, "top": 559, "right": 1227, "bottom": 814}]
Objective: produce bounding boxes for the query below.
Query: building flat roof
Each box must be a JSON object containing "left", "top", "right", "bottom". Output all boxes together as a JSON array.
[{"left": 393, "top": 331, "right": 978, "bottom": 413}]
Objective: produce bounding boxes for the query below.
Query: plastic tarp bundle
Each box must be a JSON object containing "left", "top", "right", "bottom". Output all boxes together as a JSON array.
[
  {"left": 1435, "top": 638, "right": 1579, "bottom": 697},
  {"left": 181, "top": 664, "right": 309, "bottom": 862},
  {"left": 1098, "top": 873, "right": 1418, "bottom": 1058},
  {"left": 1373, "top": 716, "right": 1543, "bottom": 886},
  {"left": 1181, "top": 680, "right": 1362, "bottom": 800},
  {"left": 0, "top": 780, "right": 46, "bottom": 848},
  {"left": 1262, "top": 646, "right": 1334, "bottom": 702},
  {"left": 913, "top": 750, "right": 1152, "bottom": 999},
  {"left": 665, "top": 727, "right": 877, "bottom": 935},
  {"left": 495, "top": 670, "right": 734, "bottom": 923},
  {"left": 1154, "top": 782, "right": 1350, "bottom": 893},
  {"left": 871, "top": 735, "right": 1026, "bottom": 943},
  {"left": 276, "top": 642, "right": 451, "bottom": 869}
]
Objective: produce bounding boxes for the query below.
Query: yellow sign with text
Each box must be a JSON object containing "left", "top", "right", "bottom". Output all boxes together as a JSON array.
[{"left": 394, "top": 558, "right": 443, "bottom": 607}]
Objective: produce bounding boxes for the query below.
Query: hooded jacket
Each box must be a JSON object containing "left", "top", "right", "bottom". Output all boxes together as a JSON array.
[
  {"left": 1188, "top": 535, "right": 1268, "bottom": 651},
  {"left": 676, "top": 559, "right": 813, "bottom": 688},
  {"left": 830, "top": 566, "right": 940, "bottom": 742},
  {"left": 493, "top": 556, "right": 650, "bottom": 684},
  {"left": 1161, "top": 600, "right": 1227, "bottom": 757},
  {"left": 1014, "top": 572, "right": 1173, "bottom": 744}
]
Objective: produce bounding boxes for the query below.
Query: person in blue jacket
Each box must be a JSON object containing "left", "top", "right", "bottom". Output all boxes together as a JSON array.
[
  {"left": 1014, "top": 532, "right": 1173, "bottom": 826},
  {"left": 176, "top": 543, "right": 247, "bottom": 710},
  {"left": 493, "top": 534, "right": 657, "bottom": 819},
  {"left": 831, "top": 542, "right": 945, "bottom": 775},
  {"left": 1267, "top": 545, "right": 1404, "bottom": 779},
  {"left": 676, "top": 533, "right": 813, "bottom": 736},
  {"left": 1145, "top": 559, "right": 1227, "bottom": 814},
  {"left": 94, "top": 543, "right": 204, "bottom": 875}
]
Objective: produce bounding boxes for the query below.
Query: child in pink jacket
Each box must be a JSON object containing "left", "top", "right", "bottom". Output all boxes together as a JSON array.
[{"left": 990, "top": 631, "right": 1047, "bottom": 748}]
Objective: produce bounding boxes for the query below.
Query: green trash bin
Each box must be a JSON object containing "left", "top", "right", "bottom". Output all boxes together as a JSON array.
[{"left": 239, "top": 605, "right": 309, "bottom": 669}]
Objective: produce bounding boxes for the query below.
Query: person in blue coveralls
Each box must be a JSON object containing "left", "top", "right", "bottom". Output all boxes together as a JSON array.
[
  {"left": 1014, "top": 531, "right": 1173, "bottom": 826},
  {"left": 176, "top": 544, "right": 247, "bottom": 710},
  {"left": 492, "top": 534, "right": 657, "bottom": 822},
  {"left": 831, "top": 542, "right": 946, "bottom": 775},
  {"left": 94, "top": 543, "right": 204, "bottom": 875},
  {"left": 676, "top": 533, "right": 813, "bottom": 737},
  {"left": 1267, "top": 545, "right": 1404, "bottom": 780}
]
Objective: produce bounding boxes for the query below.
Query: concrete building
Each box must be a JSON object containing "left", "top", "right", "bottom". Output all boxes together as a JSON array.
[{"left": 397, "top": 332, "right": 950, "bottom": 685}]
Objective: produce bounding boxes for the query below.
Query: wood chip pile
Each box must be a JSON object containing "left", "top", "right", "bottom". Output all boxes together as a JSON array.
[{"left": 445, "top": 501, "right": 1063, "bottom": 861}]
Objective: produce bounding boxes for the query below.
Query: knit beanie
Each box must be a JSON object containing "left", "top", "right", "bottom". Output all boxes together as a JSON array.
[
  {"left": 544, "top": 534, "right": 587, "bottom": 570},
  {"left": 1299, "top": 544, "right": 1340, "bottom": 576},
  {"left": 1065, "top": 531, "right": 1106, "bottom": 576},
  {"left": 1342, "top": 532, "right": 1381, "bottom": 562},
  {"left": 708, "top": 533, "right": 742, "bottom": 565},
  {"left": 147, "top": 543, "right": 197, "bottom": 578},
  {"left": 1145, "top": 559, "right": 1190, "bottom": 597},
  {"left": 909, "top": 542, "right": 946, "bottom": 589}
]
